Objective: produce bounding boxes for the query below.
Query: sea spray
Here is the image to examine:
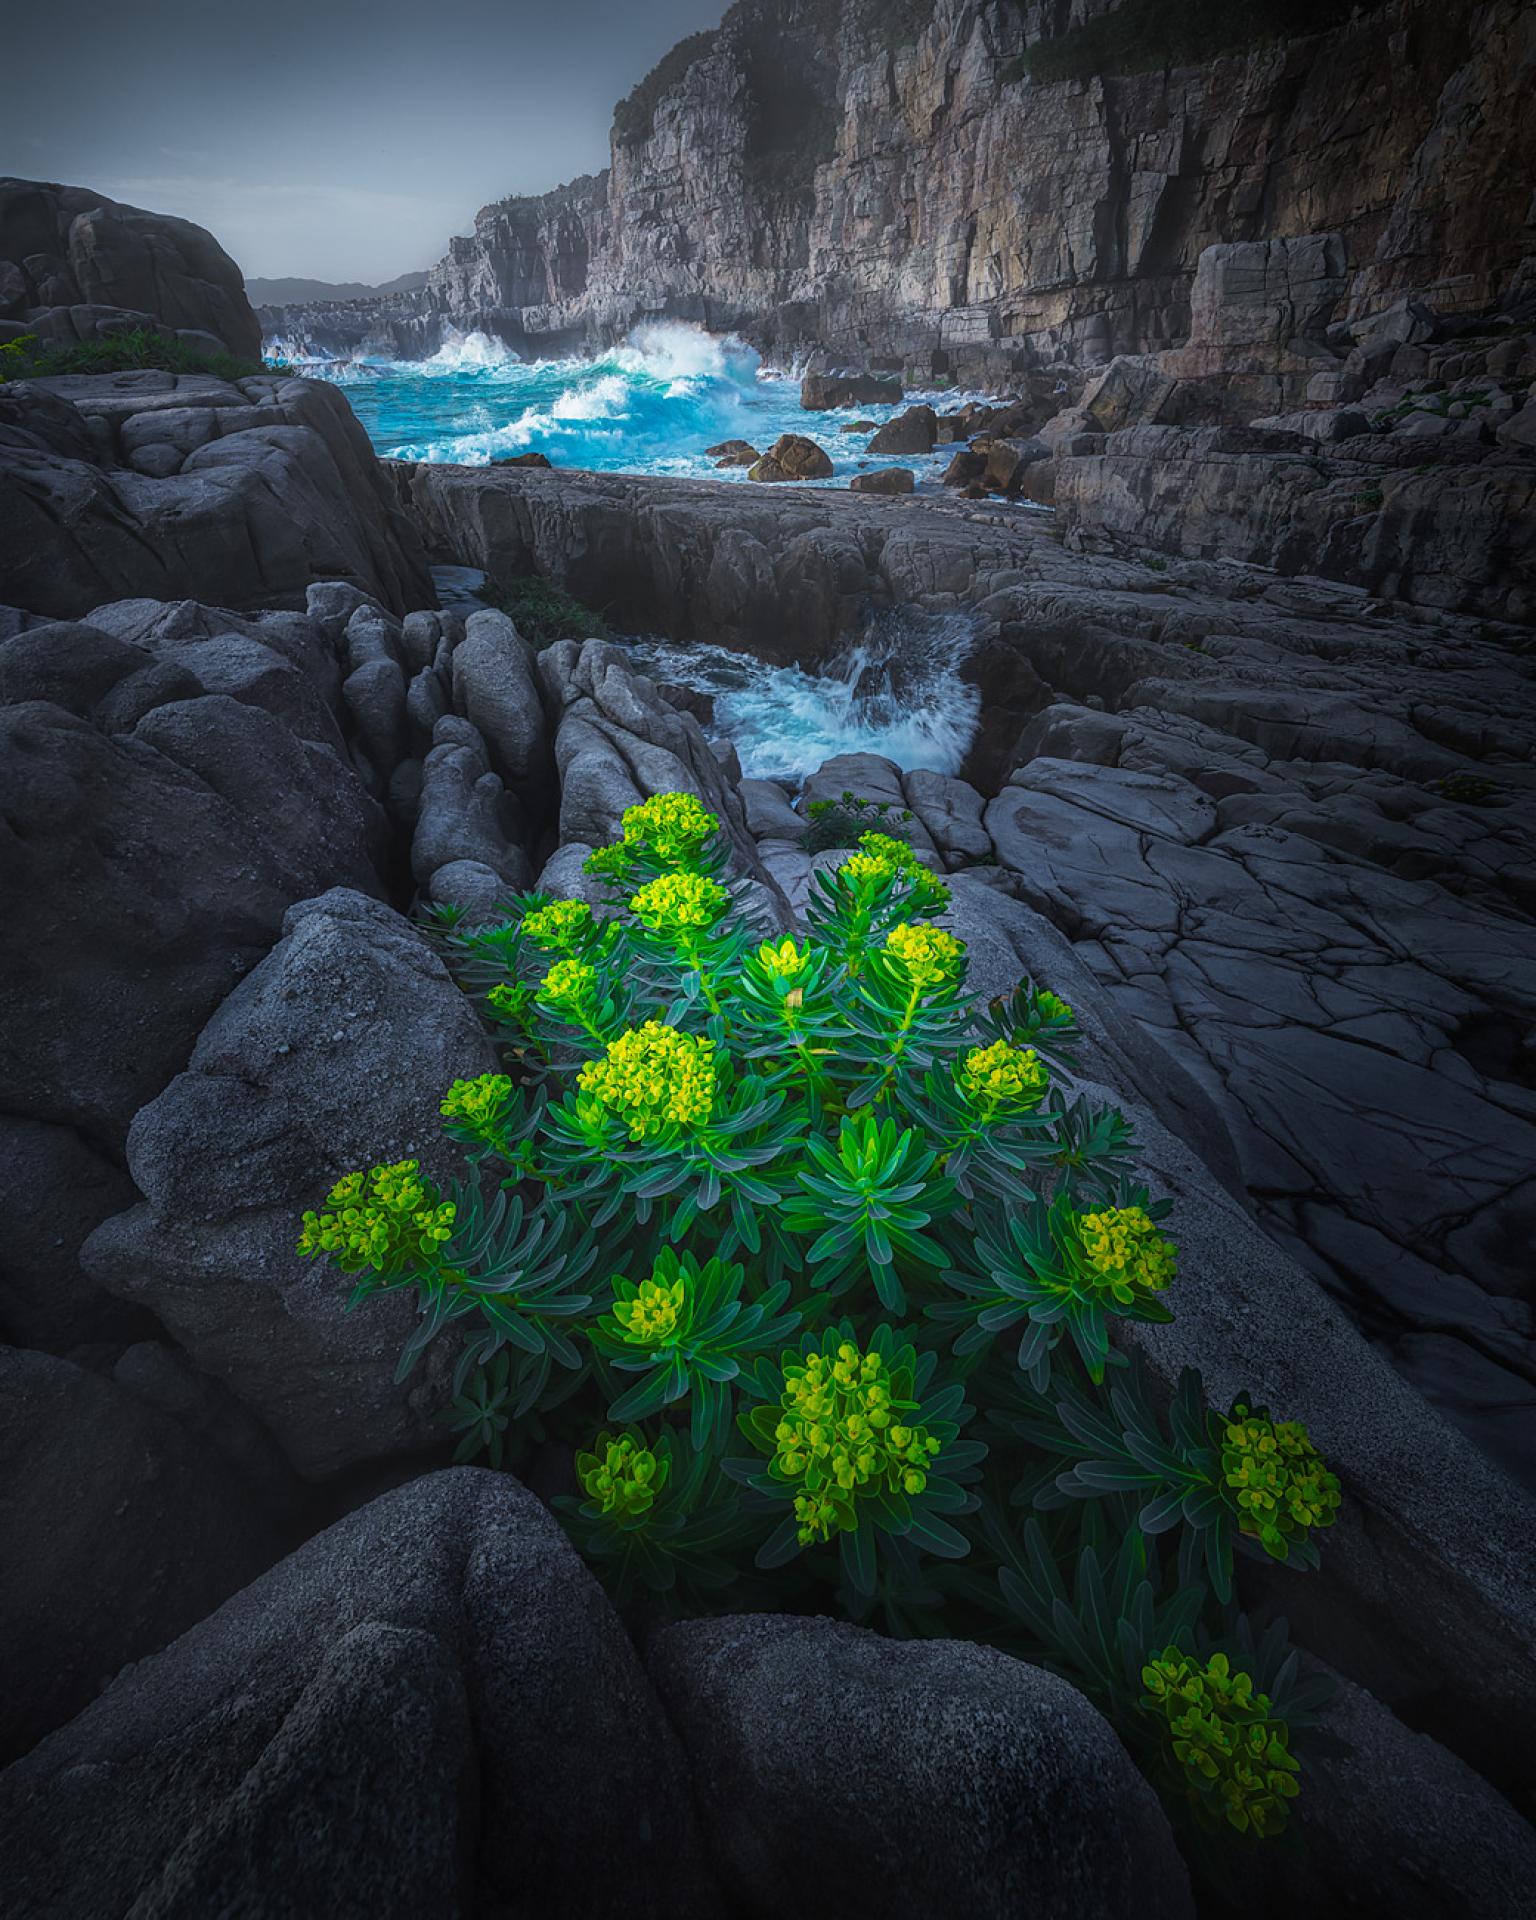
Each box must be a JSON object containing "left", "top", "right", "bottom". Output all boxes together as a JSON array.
[
  {"left": 274, "top": 318, "right": 996, "bottom": 486},
  {"left": 616, "top": 607, "right": 982, "bottom": 783}
]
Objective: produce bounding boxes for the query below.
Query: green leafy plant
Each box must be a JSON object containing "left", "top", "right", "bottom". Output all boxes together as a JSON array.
[
  {"left": 800, "top": 789, "right": 915, "bottom": 854},
  {"left": 298, "top": 790, "right": 1342, "bottom": 1848},
  {"left": 0, "top": 326, "right": 283, "bottom": 384},
  {"left": 489, "top": 574, "right": 609, "bottom": 648}
]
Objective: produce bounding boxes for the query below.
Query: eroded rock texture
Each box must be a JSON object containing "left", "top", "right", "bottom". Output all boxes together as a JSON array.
[
  {"left": 0, "top": 176, "right": 260, "bottom": 358},
  {"left": 0, "top": 371, "right": 433, "bottom": 617}
]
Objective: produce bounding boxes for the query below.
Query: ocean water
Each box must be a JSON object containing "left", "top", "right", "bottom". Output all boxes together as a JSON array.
[
  {"left": 616, "top": 607, "right": 982, "bottom": 785},
  {"left": 272, "top": 321, "right": 970, "bottom": 487}
]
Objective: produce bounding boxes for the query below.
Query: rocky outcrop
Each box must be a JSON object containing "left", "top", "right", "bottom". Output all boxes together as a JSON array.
[
  {"left": 81, "top": 890, "right": 499, "bottom": 1478},
  {"left": 647, "top": 1613, "right": 1193, "bottom": 1920},
  {"left": 0, "top": 1470, "right": 718, "bottom": 1917},
  {"left": 0, "top": 371, "right": 433, "bottom": 618},
  {"left": 0, "top": 1469, "right": 1210, "bottom": 1918},
  {"left": 0, "top": 176, "right": 260, "bottom": 359},
  {"left": 0, "top": 1345, "right": 281, "bottom": 1763},
  {"left": 263, "top": 0, "right": 1536, "bottom": 384}
]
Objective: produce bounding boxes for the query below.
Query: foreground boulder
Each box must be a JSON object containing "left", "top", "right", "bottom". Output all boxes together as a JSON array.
[
  {"left": 867, "top": 404, "right": 937, "bottom": 455},
  {"left": 647, "top": 1614, "right": 1192, "bottom": 1920},
  {"left": 82, "top": 891, "right": 499, "bottom": 1478},
  {"left": 0, "top": 1470, "right": 716, "bottom": 1918},
  {"left": 0, "top": 1347, "right": 281, "bottom": 1764},
  {"left": 849, "top": 465, "right": 914, "bottom": 494}
]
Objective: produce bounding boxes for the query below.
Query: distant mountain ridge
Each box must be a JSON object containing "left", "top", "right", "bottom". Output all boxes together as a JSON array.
[{"left": 246, "top": 270, "right": 427, "bottom": 306}]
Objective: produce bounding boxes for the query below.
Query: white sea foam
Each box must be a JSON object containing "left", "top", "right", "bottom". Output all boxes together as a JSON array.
[{"left": 617, "top": 608, "right": 981, "bottom": 782}]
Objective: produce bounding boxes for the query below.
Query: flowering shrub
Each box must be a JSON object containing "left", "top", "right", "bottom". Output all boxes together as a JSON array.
[{"left": 298, "top": 793, "right": 1341, "bottom": 1847}]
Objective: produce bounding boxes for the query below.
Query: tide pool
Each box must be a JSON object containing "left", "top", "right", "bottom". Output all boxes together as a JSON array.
[{"left": 268, "top": 321, "right": 972, "bottom": 486}]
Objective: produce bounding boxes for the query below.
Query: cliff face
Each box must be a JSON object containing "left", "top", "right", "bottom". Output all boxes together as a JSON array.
[{"left": 268, "top": 0, "right": 1534, "bottom": 375}]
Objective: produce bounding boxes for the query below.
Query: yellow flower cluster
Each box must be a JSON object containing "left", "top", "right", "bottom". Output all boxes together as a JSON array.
[
  {"left": 772, "top": 1341, "right": 942, "bottom": 1544},
  {"left": 621, "top": 790, "right": 720, "bottom": 863},
  {"left": 523, "top": 898, "right": 595, "bottom": 950},
  {"left": 1076, "top": 1206, "right": 1178, "bottom": 1304},
  {"left": 536, "top": 957, "right": 598, "bottom": 1013},
  {"left": 883, "top": 922, "right": 966, "bottom": 991},
  {"left": 756, "top": 936, "right": 807, "bottom": 979},
  {"left": 296, "top": 1160, "right": 456, "bottom": 1274},
  {"left": 630, "top": 871, "right": 728, "bottom": 935},
  {"left": 439, "top": 1073, "right": 514, "bottom": 1136},
  {"left": 614, "top": 1273, "right": 686, "bottom": 1345},
  {"left": 1036, "top": 989, "right": 1073, "bottom": 1024},
  {"left": 1140, "top": 1649, "right": 1300, "bottom": 1837},
  {"left": 1220, "top": 1407, "right": 1341, "bottom": 1554},
  {"left": 958, "top": 1040, "right": 1049, "bottom": 1116},
  {"left": 577, "top": 1432, "right": 668, "bottom": 1519},
  {"left": 577, "top": 1020, "right": 717, "bottom": 1139},
  {"left": 837, "top": 831, "right": 951, "bottom": 909}
]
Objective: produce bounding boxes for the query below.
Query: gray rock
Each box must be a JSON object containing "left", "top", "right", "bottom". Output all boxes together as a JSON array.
[
  {"left": 0, "top": 374, "right": 433, "bottom": 618},
  {"left": 450, "top": 607, "right": 551, "bottom": 800},
  {"left": 0, "top": 1117, "right": 145, "bottom": 1351},
  {"left": 866, "top": 405, "right": 937, "bottom": 455},
  {"left": 0, "top": 1469, "right": 715, "bottom": 1918},
  {"left": 0, "top": 1346, "right": 280, "bottom": 1764},
  {"left": 81, "top": 890, "right": 499, "bottom": 1478},
  {"left": 849, "top": 464, "right": 915, "bottom": 494},
  {"left": 425, "top": 859, "right": 511, "bottom": 918},
  {"left": 1269, "top": 1674, "right": 1536, "bottom": 1917},
  {"left": 647, "top": 1614, "right": 1192, "bottom": 1920},
  {"left": 412, "top": 741, "right": 533, "bottom": 892},
  {"left": 740, "top": 777, "right": 804, "bottom": 841},
  {"left": 0, "top": 693, "right": 385, "bottom": 1147},
  {"left": 0, "top": 176, "right": 261, "bottom": 356}
]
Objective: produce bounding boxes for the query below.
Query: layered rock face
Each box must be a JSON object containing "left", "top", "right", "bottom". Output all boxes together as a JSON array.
[
  {"left": 264, "top": 0, "right": 1535, "bottom": 380},
  {"left": 0, "top": 177, "right": 260, "bottom": 359}
]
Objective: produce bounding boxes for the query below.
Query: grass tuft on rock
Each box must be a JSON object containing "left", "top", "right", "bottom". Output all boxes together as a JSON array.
[{"left": 0, "top": 327, "right": 282, "bottom": 384}]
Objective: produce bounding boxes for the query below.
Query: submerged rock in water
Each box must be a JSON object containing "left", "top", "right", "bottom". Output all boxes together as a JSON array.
[{"left": 748, "top": 433, "right": 834, "bottom": 482}]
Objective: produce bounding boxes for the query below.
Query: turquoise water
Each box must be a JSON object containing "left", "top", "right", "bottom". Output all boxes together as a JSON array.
[{"left": 271, "top": 321, "right": 966, "bottom": 486}]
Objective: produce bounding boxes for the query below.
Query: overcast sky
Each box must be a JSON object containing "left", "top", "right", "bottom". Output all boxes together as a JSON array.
[{"left": 2, "top": 0, "right": 726, "bottom": 283}]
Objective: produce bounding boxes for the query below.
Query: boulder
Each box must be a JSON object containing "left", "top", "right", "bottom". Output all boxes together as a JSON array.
[
  {"left": 0, "top": 1346, "right": 280, "bottom": 1764},
  {"left": 941, "top": 446, "right": 987, "bottom": 487},
  {"left": 81, "top": 890, "right": 500, "bottom": 1478},
  {"left": 0, "top": 1469, "right": 716, "bottom": 1918},
  {"left": 748, "top": 433, "right": 835, "bottom": 482},
  {"left": 448, "top": 606, "right": 551, "bottom": 801},
  {"left": 849, "top": 465, "right": 915, "bottom": 494},
  {"left": 0, "top": 690, "right": 385, "bottom": 1149},
  {"left": 867, "top": 404, "right": 937, "bottom": 455},
  {"left": 706, "top": 438, "right": 759, "bottom": 466},
  {"left": 800, "top": 370, "right": 903, "bottom": 410},
  {"left": 0, "top": 175, "right": 261, "bottom": 357},
  {"left": 495, "top": 449, "right": 553, "bottom": 468},
  {"left": 646, "top": 1614, "right": 1192, "bottom": 1920},
  {"left": 1187, "top": 235, "right": 1348, "bottom": 350}
]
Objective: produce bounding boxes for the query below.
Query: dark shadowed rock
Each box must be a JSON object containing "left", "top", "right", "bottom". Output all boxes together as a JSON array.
[
  {"left": 0, "top": 1117, "right": 145, "bottom": 1351},
  {"left": 0, "top": 695, "right": 385, "bottom": 1148},
  {"left": 0, "top": 1346, "right": 281, "bottom": 1764},
  {"left": 867, "top": 404, "right": 936, "bottom": 455},
  {"left": 0, "top": 1469, "right": 716, "bottom": 1918},
  {"left": 800, "top": 370, "right": 902, "bottom": 410},
  {"left": 82, "top": 890, "right": 499, "bottom": 1478},
  {"left": 647, "top": 1613, "right": 1192, "bottom": 1920},
  {"left": 0, "top": 373, "right": 432, "bottom": 619},
  {"left": 849, "top": 465, "right": 914, "bottom": 494}
]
